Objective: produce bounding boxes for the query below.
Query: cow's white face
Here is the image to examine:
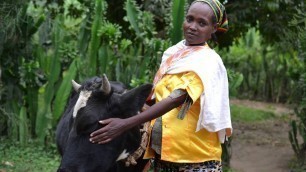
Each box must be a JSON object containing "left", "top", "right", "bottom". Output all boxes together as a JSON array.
[
  {"left": 71, "top": 74, "right": 111, "bottom": 119},
  {"left": 73, "top": 90, "right": 92, "bottom": 118}
]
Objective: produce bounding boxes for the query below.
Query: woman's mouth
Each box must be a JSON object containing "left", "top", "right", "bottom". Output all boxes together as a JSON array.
[{"left": 186, "top": 32, "right": 197, "bottom": 39}]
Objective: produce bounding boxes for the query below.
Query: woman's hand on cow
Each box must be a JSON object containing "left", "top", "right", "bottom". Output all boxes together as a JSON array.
[{"left": 89, "top": 118, "right": 127, "bottom": 144}]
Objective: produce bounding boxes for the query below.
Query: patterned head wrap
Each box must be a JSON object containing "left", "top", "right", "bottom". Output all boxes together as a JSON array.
[{"left": 192, "top": 0, "right": 228, "bottom": 33}]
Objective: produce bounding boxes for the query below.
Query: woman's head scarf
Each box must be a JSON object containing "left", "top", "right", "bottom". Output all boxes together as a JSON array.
[{"left": 192, "top": 0, "right": 228, "bottom": 33}]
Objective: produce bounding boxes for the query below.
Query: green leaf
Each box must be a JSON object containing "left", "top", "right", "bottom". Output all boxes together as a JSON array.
[
  {"left": 19, "top": 106, "right": 28, "bottom": 146},
  {"left": 289, "top": 131, "right": 299, "bottom": 156},
  {"left": 35, "top": 85, "right": 51, "bottom": 143},
  {"left": 125, "top": 0, "right": 141, "bottom": 37},
  {"left": 53, "top": 59, "right": 79, "bottom": 121},
  {"left": 289, "top": 120, "right": 300, "bottom": 155},
  {"left": 170, "top": 0, "right": 185, "bottom": 44},
  {"left": 88, "top": 0, "right": 105, "bottom": 76},
  {"left": 78, "top": 15, "right": 91, "bottom": 58},
  {"left": 98, "top": 45, "right": 109, "bottom": 75}
]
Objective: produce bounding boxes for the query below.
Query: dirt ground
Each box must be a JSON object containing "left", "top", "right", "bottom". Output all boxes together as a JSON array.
[{"left": 229, "top": 99, "right": 296, "bottom": 172}]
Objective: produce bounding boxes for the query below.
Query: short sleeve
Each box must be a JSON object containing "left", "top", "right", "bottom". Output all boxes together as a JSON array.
[{"left": 173, "top": 72, "right": 204, "bottom": 104}]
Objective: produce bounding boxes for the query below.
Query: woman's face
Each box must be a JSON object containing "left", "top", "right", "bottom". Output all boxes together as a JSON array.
[{"left": 183, "top": 2, "right": 217, "bottom": 46}]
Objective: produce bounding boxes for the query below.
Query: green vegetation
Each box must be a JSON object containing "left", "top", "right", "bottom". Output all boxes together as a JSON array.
[
  {"left": 0, "top": 139, "right": 60, "bottom": 172},
  {"left": 230, "top": 104, "right": 275, "bottom": 122}
]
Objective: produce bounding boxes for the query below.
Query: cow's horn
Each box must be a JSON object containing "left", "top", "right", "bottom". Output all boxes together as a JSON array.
[
  {"left": 101, "top": 74, "right": 111, "bottom": 94},
  {"left": 71, "top": 80, "right": 81, "bottom": 91}
]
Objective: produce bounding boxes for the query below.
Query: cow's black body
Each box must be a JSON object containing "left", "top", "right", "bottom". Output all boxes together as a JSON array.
[{"left": 56, "top": 76, "right": 152, "bottom": 172}]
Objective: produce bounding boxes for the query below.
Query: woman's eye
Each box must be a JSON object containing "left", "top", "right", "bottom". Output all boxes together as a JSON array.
[
  {"left": 186, "top": 17, "right": 192, "bottom": 22},
  {"left": 199, "top": 21, "right": 206, "bottom": 27}
]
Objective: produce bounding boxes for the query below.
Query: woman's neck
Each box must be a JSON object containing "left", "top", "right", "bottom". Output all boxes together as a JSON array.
[{"left": 184, "top": 41, "right": 206, "bottom": 46}]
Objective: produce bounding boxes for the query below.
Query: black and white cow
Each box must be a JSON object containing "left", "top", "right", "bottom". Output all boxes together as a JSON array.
[{"left": 56, "top": 74, "right": 152, "bottom": 172}]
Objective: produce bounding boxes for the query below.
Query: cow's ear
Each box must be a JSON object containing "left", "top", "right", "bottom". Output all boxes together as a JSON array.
[{"left": 119, "top": 84, "right": 153, "bottom": 116}]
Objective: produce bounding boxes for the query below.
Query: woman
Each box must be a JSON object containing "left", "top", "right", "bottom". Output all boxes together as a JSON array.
[{"left": 90, "top": 0, "right": 232, "bottom": 171}]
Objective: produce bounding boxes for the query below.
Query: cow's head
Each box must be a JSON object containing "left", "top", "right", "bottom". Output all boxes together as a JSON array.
[
  {"left": 70, "top": 74, "right": 151, "bottom": 135},
  {"left": 56, "top": 74, "right": 152, "bottom": 172}
]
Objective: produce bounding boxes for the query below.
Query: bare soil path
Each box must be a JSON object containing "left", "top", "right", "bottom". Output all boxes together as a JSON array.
[{"left": 229, "top": 99, "right": 295, "bottom": 172}]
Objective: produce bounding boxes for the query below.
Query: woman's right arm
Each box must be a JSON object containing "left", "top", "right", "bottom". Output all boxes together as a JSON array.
[{"left": 89, "top": 94, "right": 187, "bottom": 144}]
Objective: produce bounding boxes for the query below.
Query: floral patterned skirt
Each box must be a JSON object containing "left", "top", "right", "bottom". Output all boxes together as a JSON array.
[{"left": 153, "top": 158, "right": 222, "bottom": 172}]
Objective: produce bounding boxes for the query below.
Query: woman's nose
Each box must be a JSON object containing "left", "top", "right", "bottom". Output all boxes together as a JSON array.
[{"left": 189, "top": 22, "right": 197, "bottom": 31}]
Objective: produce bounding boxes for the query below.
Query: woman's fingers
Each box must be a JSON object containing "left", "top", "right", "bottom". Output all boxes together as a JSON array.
[
  {"left": 90, "top": 126, "right": 105, "bottom": 137},
  {"left": 98, "top": 138, "right": 112, "bottom": 144},
  {"left": 90, "top": 133, "right": 108, "bottom": 143},
  {"left": 90, "top": 119, "right": 113, "bottom": 137},
  {"left": 89, "top": 118, "right": 126, "bottom": 144},
  {"left": 99, "top": 118, "right": 112, "bottom": 125},
  {"left": 89, "top": 119, "right": 114, "bottom": 143}
]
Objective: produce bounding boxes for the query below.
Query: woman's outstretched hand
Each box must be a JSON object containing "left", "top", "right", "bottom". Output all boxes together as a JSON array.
[
  {"left": 89, "top": 118, "right": 127, "bottom": 144},
  {"left": 89, "top": 97, "right": 178, "bottom": 144}
]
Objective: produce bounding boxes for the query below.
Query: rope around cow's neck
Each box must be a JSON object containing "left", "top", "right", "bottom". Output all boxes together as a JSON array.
[{"left": 122, "top": 121, "right": 151, "bottom": 166}]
